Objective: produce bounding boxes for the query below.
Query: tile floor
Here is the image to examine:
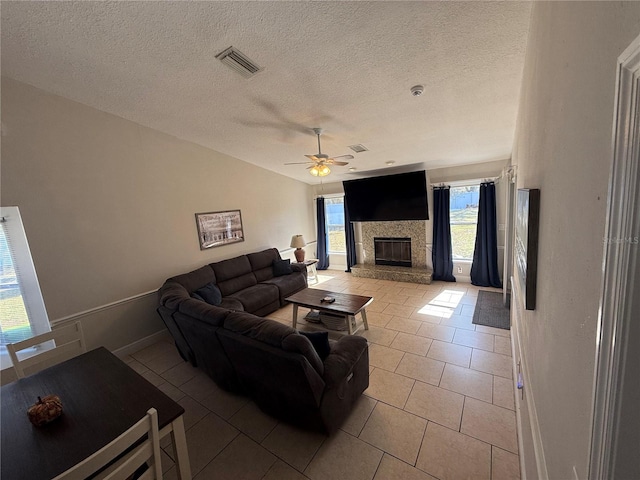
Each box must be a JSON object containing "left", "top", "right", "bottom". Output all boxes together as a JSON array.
[{"left": 123, "top": 271, "right": 520, "bottom": 480}]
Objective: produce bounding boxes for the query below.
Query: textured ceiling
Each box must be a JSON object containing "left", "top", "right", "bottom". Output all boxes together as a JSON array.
[{"left": 1, "top": 1, "right": 532, "bottom": 184}]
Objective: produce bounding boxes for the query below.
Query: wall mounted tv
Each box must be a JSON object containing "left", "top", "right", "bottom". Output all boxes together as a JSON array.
[{"left": 343, "top": 171, "right": 429, "bottom": 222}]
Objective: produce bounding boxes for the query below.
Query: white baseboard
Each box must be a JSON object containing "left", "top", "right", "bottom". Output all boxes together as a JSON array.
[
  {"left": 511, "top": 276, "right": 548, "bottom": 480},
  {"left": 112, "top": 329, "right": 172, "bottom": 358},
  {"left": 512, "top": 322, "right": 528, "bottom": 480}
]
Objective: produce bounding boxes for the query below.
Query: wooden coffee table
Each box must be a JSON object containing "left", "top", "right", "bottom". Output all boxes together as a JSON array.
[{"left": 285, "top": 288, "right": 372, "bottom": 335}]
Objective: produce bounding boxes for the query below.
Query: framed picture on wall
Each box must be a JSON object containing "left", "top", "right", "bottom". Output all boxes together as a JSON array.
[
  {"left": 515, "top": 188, "right": 540, "bottom": 310},
  {"left": 195, "top": 209, "right": 244, "bottom": 250}
]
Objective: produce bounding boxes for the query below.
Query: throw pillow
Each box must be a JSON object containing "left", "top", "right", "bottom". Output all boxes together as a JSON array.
[
  {"left": 191, "top": 292, "right": 205, "bottom": 301},
  {"left": 194, "top": 282, "right": 222, "bottom": 306},
  {"left": 299, "top": 330, "right": 331, "bottom": 360},
  {"left": 272, "top": 258, "right": 293, "bottom": 277}
]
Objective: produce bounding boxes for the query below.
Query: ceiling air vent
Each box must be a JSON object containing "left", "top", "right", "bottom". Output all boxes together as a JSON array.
[
  {"left": 348, "top": 144, "right": 369, "bottom": 153},
  {"left": 216, "top": 46, "right": 263, "bottom": 78}
]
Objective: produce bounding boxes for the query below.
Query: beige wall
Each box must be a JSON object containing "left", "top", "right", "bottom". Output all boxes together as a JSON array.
[
  {"left": 1, "top": 78, "right": 315, "bottom": 351},
  {"left": 510, "top": 2, "right": 640, "bottom": 479},
  {"left": 427, "top": 158, "right": 508, "bottom": 185}
]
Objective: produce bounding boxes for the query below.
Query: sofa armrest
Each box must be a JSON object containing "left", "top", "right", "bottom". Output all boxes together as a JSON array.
[
  {"left": 291, "top": 263, "right": 307, "bottom": 274},
  {"left": 322, "top": 335, "right": 368, "bottom": 389}
]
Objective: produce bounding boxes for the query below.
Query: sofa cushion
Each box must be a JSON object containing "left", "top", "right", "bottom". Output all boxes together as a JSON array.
[
  {"left": 262, "top": 273, "right": 307, "bottom": 300},
  {"left": 273, "top": 259, "right": 293, "bottom": 277},
  {"left": 299, "top": 331, "right": 331, "bottom": 360},
  {"left": 217, "top": 273, "right": 258, "bottom": 297},
  {"left": 217, "top": 329, "right": 325, "bottom": 410},
  {"left": 224, "top": 311, "right": 296, "bottom": 346},
  {"left": 194, "top": 282, "right": 222, "bottom": 306},
  {"left": 167, "top": 265, "right": 216, "bottom": 292},
  {"left": 211, "top": 255, "right": 252, "bottom": 282},
  {"left": 219, "top": 297, "right": 244, "bottom": 312},
  {"left": 223, "top": 312, "right": 324, "bottom": 375},
  {"left": 178, "top": 298, "right": 230, "bottom": 326},
  {"left": 282, "top": 333, "right": 324, "bottom": 374},
  {"left": 248, "top": 248, "right": 280, "bottom": 282},
  {"left": 228, "top": 284, "right": 280, "bottom": 313}
]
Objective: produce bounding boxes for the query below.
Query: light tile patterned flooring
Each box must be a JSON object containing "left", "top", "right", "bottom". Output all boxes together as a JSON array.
[{"left": 124, "top": 271, "right": 520, "bottom": 480}]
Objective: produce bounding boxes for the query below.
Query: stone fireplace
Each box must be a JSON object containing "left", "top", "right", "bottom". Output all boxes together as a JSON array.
[
  {"left": 361, "top": 220, "right": 427, "bottom": 268},
  {"left": 352, "top": 220, "right": 431, "bottom": 284}
]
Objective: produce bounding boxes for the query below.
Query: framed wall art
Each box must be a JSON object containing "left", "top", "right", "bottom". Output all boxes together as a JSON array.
[
  {"left": 515, "top": 188, "right": 540, "bottom": 310},
  {"left": 195, "top": 209, "right": 244, "bottom": 250}
]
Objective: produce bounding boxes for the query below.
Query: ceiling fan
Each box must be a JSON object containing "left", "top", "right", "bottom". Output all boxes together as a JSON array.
[{"left": 285, "top": 128, "right": 354, "bottom": 177}]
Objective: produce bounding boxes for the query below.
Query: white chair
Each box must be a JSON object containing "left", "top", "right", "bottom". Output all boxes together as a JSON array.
[
  {"left": 52, "top": 408, "right": 163, "bottom": 480},
  {"left": 7, "top": 321, "right": 86, "bottom": 379}
]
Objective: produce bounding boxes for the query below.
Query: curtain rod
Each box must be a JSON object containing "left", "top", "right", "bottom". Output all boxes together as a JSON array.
[
  {"left": 430, "top": 176, "right": 499, "bottom": 188},
  {"left": 313, "top": 193, "right": 344, "bottom": 200}
]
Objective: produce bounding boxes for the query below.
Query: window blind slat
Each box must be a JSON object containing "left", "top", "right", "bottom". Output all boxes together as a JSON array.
[{"left": 0, "top": 207, "right": 50, "bottom": 346}]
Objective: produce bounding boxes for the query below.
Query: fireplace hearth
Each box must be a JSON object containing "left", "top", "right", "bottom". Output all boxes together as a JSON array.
[{"left": 374, "top": 237, "right": 412, "bottom": 268}]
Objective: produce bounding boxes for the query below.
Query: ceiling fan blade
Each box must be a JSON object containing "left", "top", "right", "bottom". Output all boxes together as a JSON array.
[
  {"left": 330, "top": 161, "right": 350, "bottom": 166},
  {"left": 305, "top": 154, "right": 320, "bottom": 162},
  {"left": 332, "top": 154, "right": 355, "bottom": 160},
  {"left": 284, "top": 161, "right": 314, "bottom": 165}
]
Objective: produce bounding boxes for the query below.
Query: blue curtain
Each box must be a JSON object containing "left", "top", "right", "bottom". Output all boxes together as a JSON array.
[
  {"left": 432, "top": 187, "right": 456, "bottom": 282},
  {"left": 471, "top": 182, "right": 502, "bottom": 288},
  {"left": 316, "top": 197, "right": 330, "bottom": 270},
  {"left": 344, "top": 197, "right": 356, "bottom": 272}
]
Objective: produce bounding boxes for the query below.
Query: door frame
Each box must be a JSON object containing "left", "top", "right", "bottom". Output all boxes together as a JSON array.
[
  {"left": 503, "top": 165, "right": 517, "bottom": 306},
  {"left": 589, "top": 33, "right": 640, "bottom": 480}
]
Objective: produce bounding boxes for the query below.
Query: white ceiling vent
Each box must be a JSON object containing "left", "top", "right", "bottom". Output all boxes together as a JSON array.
[
  {"left": 216, "top": 46, "right": 263, "bottom": 78},
  {"left": 348, "top": 144, "right": 369, "bottom": 153}
]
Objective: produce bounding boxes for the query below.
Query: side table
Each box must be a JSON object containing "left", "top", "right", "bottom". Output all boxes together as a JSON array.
[{"left": 295, "top": 259, "right": 319, "bottom": 284}]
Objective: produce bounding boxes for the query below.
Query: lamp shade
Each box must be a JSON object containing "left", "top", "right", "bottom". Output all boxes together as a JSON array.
[{"left": 290, "top": 235, "right": 306, "bottom": 248}]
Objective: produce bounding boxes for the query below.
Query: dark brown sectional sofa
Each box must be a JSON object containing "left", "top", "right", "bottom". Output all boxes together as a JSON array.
[{"left": 157, "top": 248, "right": 369, "bottom": 432}]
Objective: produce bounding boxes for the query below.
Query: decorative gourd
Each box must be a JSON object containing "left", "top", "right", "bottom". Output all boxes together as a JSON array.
[{"left": 27, "top": 395, "right": 63, "bottom": 426}]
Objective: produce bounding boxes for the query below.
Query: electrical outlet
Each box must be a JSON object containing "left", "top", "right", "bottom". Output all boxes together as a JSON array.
[{"left": 457, "top": 266, "right": 463, "bottom": 273}]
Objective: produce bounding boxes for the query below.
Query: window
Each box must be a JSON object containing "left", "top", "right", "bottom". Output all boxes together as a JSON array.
[
  {"left": 450, "top": 186, "right": 480, "bottom": 260},
  {"left": 324, "top": 197, "right": 346, "bottom": 254},
  {"left": 0, "top": 206, "right": 50, "bottom": 347}
]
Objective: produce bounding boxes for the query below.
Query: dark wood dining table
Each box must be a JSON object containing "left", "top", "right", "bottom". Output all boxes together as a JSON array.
[{"left": 1, "top": 346, "right": 191, "bottom": 479}]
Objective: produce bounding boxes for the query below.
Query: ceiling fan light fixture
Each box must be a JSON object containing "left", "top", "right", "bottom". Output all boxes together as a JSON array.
[{"left": 310, "top": 165, "right": 330, "bottom": 177}]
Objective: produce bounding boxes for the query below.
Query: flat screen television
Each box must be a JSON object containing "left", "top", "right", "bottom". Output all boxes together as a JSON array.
[{"left": 343, "top": 171, "right": 429, "bottom": 221}]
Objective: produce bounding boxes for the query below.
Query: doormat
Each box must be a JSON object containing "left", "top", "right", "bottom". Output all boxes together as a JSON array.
[{"left": 472, "top": 290, "right": 510, "bottom": 330}]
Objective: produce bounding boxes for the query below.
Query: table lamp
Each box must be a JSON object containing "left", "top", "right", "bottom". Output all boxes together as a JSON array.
[{"left": 290, "top": 235, "right": 306, "bottom": 262}]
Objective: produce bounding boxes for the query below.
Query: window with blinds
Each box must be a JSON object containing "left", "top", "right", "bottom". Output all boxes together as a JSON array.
[{"left": 0, "top": 206, "right": 50, "bottom": 346}]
